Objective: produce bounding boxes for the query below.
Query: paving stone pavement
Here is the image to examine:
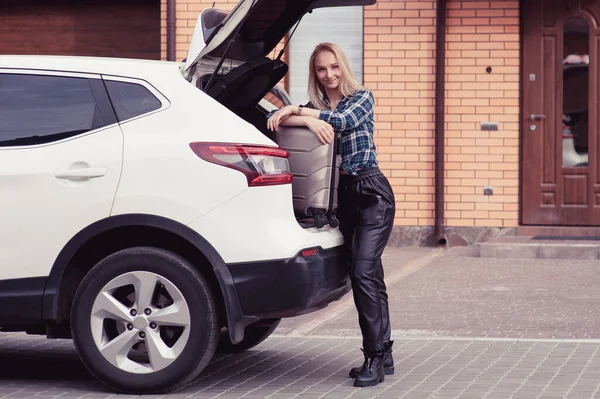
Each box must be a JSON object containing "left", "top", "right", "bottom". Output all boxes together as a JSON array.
[
  {"left": 307, "top": 247, "right": 600, "bottom": 339},
  {"left": 0, "top": 247, "right": 599, "bottom": 398},
  {"left": 0, "top": 333, "right": 599, "bottom": 398}
]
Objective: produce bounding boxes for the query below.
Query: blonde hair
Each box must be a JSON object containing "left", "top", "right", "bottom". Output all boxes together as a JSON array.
[{"left": 307, "top": 42, "right": 363, "bottom": 110}]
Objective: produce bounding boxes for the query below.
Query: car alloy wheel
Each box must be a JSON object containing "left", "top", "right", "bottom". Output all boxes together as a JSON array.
[
  {"left": 71, "top": 247, "right": 219, "bottom": 394},
  {"left": 90, "top": 271, "right": 191, "bottom": 374}
]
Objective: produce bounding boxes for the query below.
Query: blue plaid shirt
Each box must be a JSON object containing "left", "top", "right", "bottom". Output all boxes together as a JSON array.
[{"left": 268, "top": 89, "right": 378, "bottom": 176}]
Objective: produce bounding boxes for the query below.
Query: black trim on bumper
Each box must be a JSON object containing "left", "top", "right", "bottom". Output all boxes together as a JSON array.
[
  {"left": 0, "top": 277, "right": 46, "bottom": 325},
  {"left": 227, "top": 246, "right": 351, "bottom": 319}
]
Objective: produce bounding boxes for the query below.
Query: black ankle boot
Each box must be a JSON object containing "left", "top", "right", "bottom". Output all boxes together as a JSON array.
[
  {"left": 384, "top": 340, "right": 395, "bottom": 374},
  {"left": 348, "top": 341, "right": 394, "bottom": 378},
  {"left": 353, "top": 351, "right": 385, "bottom": 388}
]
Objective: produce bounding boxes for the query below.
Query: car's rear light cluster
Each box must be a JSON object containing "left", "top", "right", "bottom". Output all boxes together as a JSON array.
[{"left": 190, "top": 142, "right": 293, "bottom": 187}]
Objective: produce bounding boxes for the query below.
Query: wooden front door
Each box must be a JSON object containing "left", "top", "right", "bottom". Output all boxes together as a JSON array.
[{"left": 522, "top": 0, "right": 600, "bottom": 225}]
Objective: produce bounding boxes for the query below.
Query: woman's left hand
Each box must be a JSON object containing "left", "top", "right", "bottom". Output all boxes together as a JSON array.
[{"left": 267, "top": 105, "right": 296, "bottom": 131}]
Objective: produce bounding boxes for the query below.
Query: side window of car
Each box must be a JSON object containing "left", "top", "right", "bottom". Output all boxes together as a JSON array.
[
  {"left": 104, "top": 80, "right": 162, "bottom": 122},
  {"left": 0, "top": 73, "right": 105, "bottom": 147}
]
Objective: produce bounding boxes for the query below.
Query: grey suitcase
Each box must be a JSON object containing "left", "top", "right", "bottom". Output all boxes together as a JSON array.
[{"left": 275, "top": 125, "right": 340, "bottom": 228}]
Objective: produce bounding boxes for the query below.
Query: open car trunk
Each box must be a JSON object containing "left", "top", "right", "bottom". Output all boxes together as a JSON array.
[
  {"left": 182, "top": 0, "right": 375, "bottom": 108},
  {"left": 182, "top": 0, "right": 376, "bottom": 227}
]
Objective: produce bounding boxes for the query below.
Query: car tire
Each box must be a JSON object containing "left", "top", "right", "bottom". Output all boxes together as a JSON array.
[
  {"left": 216, "top": 319, "right": 280, "bottom": 354},
  {"left": 70, "top": 247, "right": 219, "bottom": 394}
]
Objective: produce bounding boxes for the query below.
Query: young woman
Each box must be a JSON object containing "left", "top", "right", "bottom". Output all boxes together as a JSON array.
[{"left": 267, "top": 42, "right": 396, "bottom": 388}]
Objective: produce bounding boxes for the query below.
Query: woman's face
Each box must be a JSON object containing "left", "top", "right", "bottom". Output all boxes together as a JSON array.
[{"left": 314, "top": 50, "right": 341, "bottom": 91}]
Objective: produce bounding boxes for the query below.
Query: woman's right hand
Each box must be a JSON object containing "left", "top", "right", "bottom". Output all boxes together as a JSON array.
[{"left": 305, "top": 118, "right": 335, "bottom": 145}]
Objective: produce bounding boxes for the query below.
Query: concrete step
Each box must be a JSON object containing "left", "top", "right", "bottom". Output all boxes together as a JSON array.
[{"left": 479, "top": 236, "right": 600, "bottom": 259}]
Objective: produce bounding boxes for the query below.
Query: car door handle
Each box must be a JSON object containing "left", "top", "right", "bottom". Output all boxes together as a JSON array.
[{"left": 54, "top": 167, "right": 106, "bottom": 179}]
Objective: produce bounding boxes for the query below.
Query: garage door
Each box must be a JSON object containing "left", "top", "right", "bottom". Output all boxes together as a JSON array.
[{"left": 0, "top": 0, "right": 160, "bottom": 60}]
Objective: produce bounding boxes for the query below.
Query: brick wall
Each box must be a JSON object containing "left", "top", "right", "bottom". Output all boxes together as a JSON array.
[
  {"left": 364, "top": 0, "right": 520, "bottom": 228},
  {"left": 364, "top": 1, "right": 438, "bottom": 227},
  {"left": 444, "top": 0, "right": 520, "bottom": 228},
  {"left": 161, "top": 0, "right": 167, "bottom": 61}
]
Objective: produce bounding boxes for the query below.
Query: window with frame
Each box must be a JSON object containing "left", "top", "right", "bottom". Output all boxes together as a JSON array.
[
  {"left": 0, "top": 74, "right": 105, "bottom": 146},
  {"left": 104, "top": 80, "right": 162, "bottom": 122}
]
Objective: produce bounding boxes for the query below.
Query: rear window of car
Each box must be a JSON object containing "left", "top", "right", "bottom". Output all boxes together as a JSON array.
[
  {"left": 0, "top": 73, "right": 105, "bottom": 146},
  {"left": 104, "top": 80, "right": 162, "bottom": 122}
]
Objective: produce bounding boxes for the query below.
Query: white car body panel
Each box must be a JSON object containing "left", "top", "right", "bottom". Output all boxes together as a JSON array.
[
  {"left": 0, "top": 125, "right": 123, "bottom": 280},
  {"left": 103, "top": 70, "right": 278, "bottom": 224},
  {"left": 188, "top": 185, "right": 343, "bottom": 264}
]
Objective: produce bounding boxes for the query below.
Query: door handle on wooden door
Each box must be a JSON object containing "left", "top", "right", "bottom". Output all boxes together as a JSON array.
[{"left": 530, "top": 114, "right": 546, "bottom": 121}]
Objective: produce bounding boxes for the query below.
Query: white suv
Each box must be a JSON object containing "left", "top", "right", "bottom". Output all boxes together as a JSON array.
[{"left": 0, "top": 0, "right": 372, "bottom": 394}]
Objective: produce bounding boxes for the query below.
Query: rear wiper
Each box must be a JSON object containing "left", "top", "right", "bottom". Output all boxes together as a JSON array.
[{"left": 0, "top": 129, "right": 90, "bottom": 147}]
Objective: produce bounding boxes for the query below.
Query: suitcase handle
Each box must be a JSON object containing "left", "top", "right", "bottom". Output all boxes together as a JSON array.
[{"left": 328, "top": 133, "right": 341, "bottom": 222}]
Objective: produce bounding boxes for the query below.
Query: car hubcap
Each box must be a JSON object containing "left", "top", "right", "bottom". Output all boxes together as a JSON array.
[{"left": 90, "top": 271, "right": 191, "bottom": 374}]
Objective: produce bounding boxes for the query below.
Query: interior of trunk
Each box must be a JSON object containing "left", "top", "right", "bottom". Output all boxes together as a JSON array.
[{"left": 193, "top": 57, "right": 284, "bottom": 137}]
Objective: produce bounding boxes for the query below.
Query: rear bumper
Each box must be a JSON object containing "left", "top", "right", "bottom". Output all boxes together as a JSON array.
[{"left": 226, "top": 246, "right": 351, "bottom": 319}]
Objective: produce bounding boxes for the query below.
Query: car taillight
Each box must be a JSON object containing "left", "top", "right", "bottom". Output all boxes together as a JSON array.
[
  {"left": 189, "top": 142, "right": 293, "bottom": 187},
  {"left": 301, "top": 248, "right": 319, "bottom": 257}
]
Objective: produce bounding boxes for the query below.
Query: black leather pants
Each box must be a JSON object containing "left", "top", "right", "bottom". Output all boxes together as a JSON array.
[{"left": 337, "top": 167, "right": 396, "bottom": 356}]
